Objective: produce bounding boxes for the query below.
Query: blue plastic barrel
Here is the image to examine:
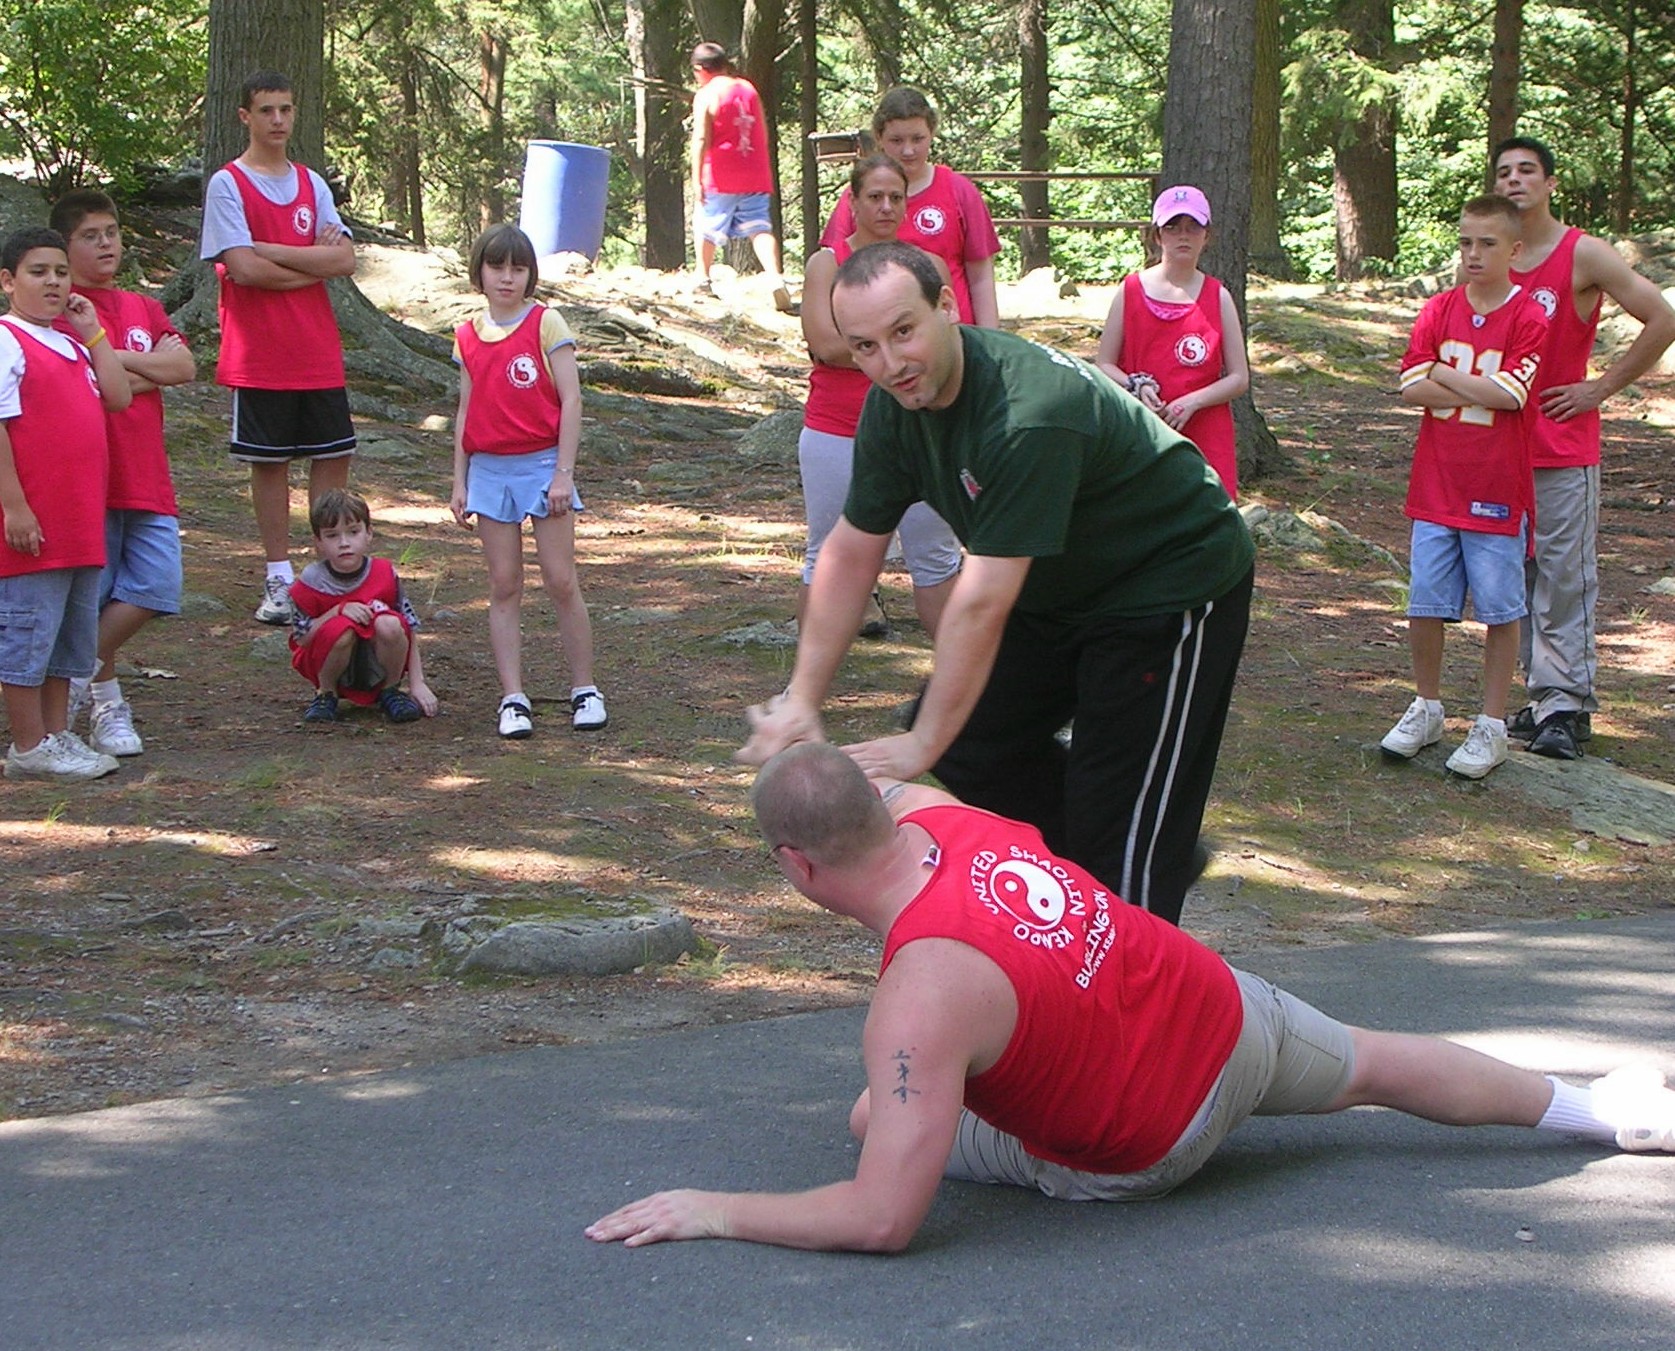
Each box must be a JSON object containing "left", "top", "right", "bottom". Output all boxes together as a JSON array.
[{"left": 518, "top": 141, "right": 611, "bottom": 260}]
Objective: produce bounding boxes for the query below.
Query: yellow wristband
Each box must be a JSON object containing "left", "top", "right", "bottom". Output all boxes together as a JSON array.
[{"left": 87, "top": 328, "right": 107, "bottom": 348}]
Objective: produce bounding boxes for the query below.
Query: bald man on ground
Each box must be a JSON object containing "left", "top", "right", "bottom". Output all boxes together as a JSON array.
[{"left": 587, "top": 744, "right": 1675, "bottom": 1253}]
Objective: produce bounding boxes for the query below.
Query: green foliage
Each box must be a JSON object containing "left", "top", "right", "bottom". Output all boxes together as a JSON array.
[{"left": 0, "top": 0, "right": 206, "bottom": 194}]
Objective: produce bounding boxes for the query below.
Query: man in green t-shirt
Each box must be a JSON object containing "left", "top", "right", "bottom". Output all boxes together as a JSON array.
[{"left": 739, "top": 242, "right": 1254, "bottom": 925}]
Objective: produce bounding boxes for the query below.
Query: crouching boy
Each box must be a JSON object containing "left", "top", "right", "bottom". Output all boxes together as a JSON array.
[
  {"left": 1380, "top": 195, "right": 1548, "bottom": 779},
  {"left": 289, "top": 488, "right": 437, "bottom": 724}
]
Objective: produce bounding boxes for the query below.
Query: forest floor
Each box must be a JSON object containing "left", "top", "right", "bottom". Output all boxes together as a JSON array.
[{"left": 3, "top": 215, "right": 1673, "bottom": 1120}]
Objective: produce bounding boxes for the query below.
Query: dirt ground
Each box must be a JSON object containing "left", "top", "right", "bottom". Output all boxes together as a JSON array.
[{"left": 3, "top": 224, "right": 1673, "bottom": 1120}]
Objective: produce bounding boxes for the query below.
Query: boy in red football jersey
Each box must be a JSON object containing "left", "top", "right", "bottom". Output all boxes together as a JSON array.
[{"left": 1380, "top": 195, "right": 1548, "bottom": 779}]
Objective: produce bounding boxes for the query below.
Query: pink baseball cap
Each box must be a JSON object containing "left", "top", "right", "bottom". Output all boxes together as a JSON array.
[{"left": 1151, "top": 185, "right": 1211, "bottom": 227}]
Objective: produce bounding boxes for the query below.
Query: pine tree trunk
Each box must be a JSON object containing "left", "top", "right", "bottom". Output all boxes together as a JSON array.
[
  {"left": 1486, "top": 0, "right": 1523, "bottom": 182},
  {"left": 1332, "top": 0, "right": 1398, "bottom": 281},
  {"left": 1018, "top": 0, "right": 1052, "bottom": 274},
  {"left": 1247, "top": 0, "right": 1290, "bottom": 279},
  {"left": 205, "top": 0, "right": 326, "bottom": 175},
  {"left": 1162, "top": 0, "right": 1283, "bottom": 483},
  {"left": 628, "top": 0, "right": 687, "bottom": 268}
]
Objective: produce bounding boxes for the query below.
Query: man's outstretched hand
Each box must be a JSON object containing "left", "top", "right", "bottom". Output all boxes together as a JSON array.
[
  {"left": 735, "top": 693, "right": 825, "bottom": 766},
  {"left": 586, "top": 1190, "right": 729, "bottom": 1247}
]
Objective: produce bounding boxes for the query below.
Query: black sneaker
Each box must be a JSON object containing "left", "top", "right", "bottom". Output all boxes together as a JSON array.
[
  {"left": 304, "top": 691, "right": 340, "bottom": 723},
  {"left": 1528, "top": 710, "right": 1582, "bottom": 761},
  {"left": 1511, "top": 706, "right": 1592, "bottom": 743},
  {"left": 377, "top": 688, "right": 423, "bottom": 724}
]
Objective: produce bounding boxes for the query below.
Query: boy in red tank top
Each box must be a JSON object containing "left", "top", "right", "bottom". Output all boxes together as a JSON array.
[
  {"left": 199, "top": 70, "right": 358, "bottom": 628},
  {"left": 51, "top": 189, "right": 195, "bottom": 761},
  {"left": 0, "top": 227, "right": 134, "bottom": 781},
  {"left": 1490, "top": 136, "right": 1675, "bottom": 759}
]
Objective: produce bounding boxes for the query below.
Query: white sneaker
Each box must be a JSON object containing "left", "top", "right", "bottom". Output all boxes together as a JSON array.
[
  {"left": 4, "top": 732, "right": 119, "bottom": 781},
  {"left": 498, "top": 695, "right": 534, "bottom": 740},
  {"left": 1591, "top": 1065, "right": 1675, "bottom": 1153},
  {"left": 1380, "top": 697, "right": 1444, "bottom": 759},
  {"left": 90, "top": 700, "right": 144, "bottom": 756},
  {"left": 255, "top": 575, "right": 295, "bottom": 625},
  {"left": 56, "top": 730, "right": 121, "bottom": 775},
  {"left": 67, "top": 677, "right": 91, "bottom": 729},
  {"left": 572, "top": 690, "right": 608, "bottom": 731},
  {"left": 1445, "top": 715, "right": 1507, "bottom": 779}
]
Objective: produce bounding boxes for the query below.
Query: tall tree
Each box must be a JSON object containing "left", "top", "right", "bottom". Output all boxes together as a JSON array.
[
  {"left": 1331, "top": 0, "right": 1398, "bottom": 280},
  {"left": 627, "top": 0, "right": 687, "bottom": 267},
  {"left": 1162, "top": 0, "right": 1281, "bottom": 481},
  {"left": 206, "top": 0, "right": 325, "bottom": 173},
  {"left": 1248, "top": 0, "right": 1290, "bottom": 277},
  {"left": 1018, "top": 0, "right": 1052, "bottom": 273},
  {"left": 1486, "top": 0, "right": 1522, "bottom": 176}
]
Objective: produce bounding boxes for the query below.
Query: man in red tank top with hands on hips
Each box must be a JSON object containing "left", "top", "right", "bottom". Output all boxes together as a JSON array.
[{"left": 1491, "top": 137, "right": 1675, "bottom": 760}]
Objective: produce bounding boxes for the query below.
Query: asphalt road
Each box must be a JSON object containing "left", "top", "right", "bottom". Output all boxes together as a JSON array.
[{"left": 4, "top": 914, "right": 1672, "bottom": 1350}]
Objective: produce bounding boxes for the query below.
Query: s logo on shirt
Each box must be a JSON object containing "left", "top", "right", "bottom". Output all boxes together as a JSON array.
[
  {"left": 1531, "top": 287, "right": 1558, "bottom": 320},
  {"left": 292, "top": 204, "right": 315, "bottom": 237},
  {"left": 506, "top": 354, "right": 541, "bottom": 389},
  {"left": 1174, "top": 334, "right": 1209, "bottom": 367},
  {"left": 912, "top": 205, "right": 947, "bottom": 236},
  {"left": 124, "top": 326, "right": 153, "bottom": 353}
]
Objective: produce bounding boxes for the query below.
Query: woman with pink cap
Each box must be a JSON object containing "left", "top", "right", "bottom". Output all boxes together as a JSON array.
[{"left": 1095, "top": 185, "right": 1250, "bottom": 498}]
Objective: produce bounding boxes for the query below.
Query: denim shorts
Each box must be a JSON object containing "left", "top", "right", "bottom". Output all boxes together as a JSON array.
[
  {"left": 1408, "top": 519, "right": 1528, "bottom": 626},
  {"left": 101, "top": 511, "right": 183, "bottom": 614},
  {"left": 0, "top": 567, "right": 101, "bottom": 686},
  {"left": 464, "top": 448, "right": 585, "bottom": 525},
  {"left": 693, "top": 191, "right": 773, "bottom": 244}
]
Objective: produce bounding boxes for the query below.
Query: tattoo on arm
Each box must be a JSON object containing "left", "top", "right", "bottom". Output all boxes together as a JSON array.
[
  {"left": 890, "top": 1049, "right": 920, "bottom": 1104},
  {"left": 880, "top": 783, "right": 906, "bottom": 809}
]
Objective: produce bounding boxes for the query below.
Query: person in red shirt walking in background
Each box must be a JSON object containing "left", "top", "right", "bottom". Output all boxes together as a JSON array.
[
  {"left": 1095, "top": 185, "right": 1249, "bottom": 499},
  {"left": 689, "top": 42, "right": 792, "bottom": 312}
]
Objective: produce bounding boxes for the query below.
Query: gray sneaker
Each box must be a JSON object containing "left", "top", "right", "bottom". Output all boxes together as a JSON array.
[
  {"left": 5, "top": 732, "right": 119, "bottom": 781},
  {"left": 255, "top": 575, "right": 295, "bottom": 625},
  {"left": 1380, "top": 697, "right": 1444, "bottom": 759}
]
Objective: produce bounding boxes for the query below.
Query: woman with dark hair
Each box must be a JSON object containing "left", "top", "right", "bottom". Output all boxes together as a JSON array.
[{"left": 799, "top": 154, "right": 959, "bottom": 635}]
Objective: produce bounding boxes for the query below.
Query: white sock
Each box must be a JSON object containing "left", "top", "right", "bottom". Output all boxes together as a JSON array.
[
  {"left": 571, "top": 685, "right": 599, "bottom": 699},
  {"left": 1482, "top": 715, "right": 1506, "bottom": 734},
  {"left": 91, "top": 678, "right": 122, "bottom": 710},
  {"left": 1424, "top": 698, "right": 1444, "bottom": 716},
  {"left": 266, "top": 560, "right": 295, "bottom": 584},
  {"left": 500, "top": 691, "right": 528, "bottom": 709},
  {"left": 1537, "top": 1076, "right": 1616, "bottom": 1141}
]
